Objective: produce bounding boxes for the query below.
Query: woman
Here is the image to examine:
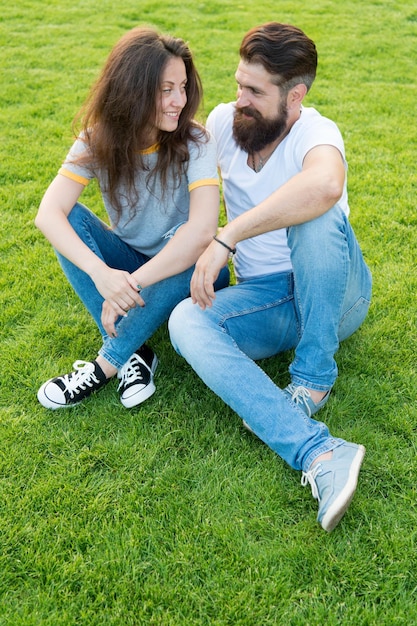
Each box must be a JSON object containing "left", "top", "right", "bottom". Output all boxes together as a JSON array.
[{"left": 35, "top": 27, "right": 227, "bottom": 410}]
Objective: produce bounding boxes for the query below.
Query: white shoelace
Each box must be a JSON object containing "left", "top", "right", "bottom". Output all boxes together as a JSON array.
[
  {"left": 117, "top": 354, "right": 145, "bottom": 389},
  {"left": 63, "top": 361, "right": 101, "bottom": 398},
  {"left": 301, "top": 463, "right": 323, "bottom": 501},
  {"left": 287, "top": 384, "right": 313, "bottom": 417}
]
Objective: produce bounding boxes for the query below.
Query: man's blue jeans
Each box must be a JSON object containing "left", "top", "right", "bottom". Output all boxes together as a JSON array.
[
  {"left": 168, "top": 207, "right": 372, "bottom": 471},
  {"left": 56, "top": 203, "right": 229, "bottom": 370}
]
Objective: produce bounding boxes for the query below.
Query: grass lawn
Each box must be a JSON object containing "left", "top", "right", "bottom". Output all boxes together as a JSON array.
[{"left": 1, "top": 0, "right": 416, "bottom": 624}]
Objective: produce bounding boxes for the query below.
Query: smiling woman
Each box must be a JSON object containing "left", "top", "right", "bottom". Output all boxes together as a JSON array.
[
  {"left": 34, "top": 26, "right": 228, "bottom": 411},
  {"left": 156, "top": 58, "right": 188, "bottom": 134}
]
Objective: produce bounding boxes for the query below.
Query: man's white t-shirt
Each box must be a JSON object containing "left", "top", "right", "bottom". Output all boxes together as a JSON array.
[{"left": 207, "top": 102, "right": 349, "bottom": 281}]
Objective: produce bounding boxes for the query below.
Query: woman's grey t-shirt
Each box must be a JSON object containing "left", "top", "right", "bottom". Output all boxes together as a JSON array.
[{"left": 59, "top": 132, "right": 219, "bottom": 257}]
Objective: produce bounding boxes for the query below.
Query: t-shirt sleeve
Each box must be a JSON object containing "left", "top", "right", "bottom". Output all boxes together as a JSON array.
[
  {"left": 186, "top": 130, "right": 219, "bottom": 192},
  {"left": 294, "top": 114, "right": 346, "bottom": 169},
  {"left": 58, "top": 136, "right": 94, "bottom": 186},
  {"left": 206, "top": 108, "right": 216, "bottom": 135}
]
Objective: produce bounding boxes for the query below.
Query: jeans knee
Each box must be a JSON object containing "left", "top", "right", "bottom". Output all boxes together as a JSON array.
[
  {"left": 168, "top": 298, "right": 194, "bottom": 354},
  {"left": 288, "top": 207, "right": 345, "bottom": 244},
  {"left": 288, "top": 210, "right": 349, "bottom": 271},
  {"left": 67, "top": 202, "right": 89, "bottom": 229}
]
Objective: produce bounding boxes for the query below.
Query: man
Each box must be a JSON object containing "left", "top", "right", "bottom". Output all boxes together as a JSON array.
[{"left": 168, "top": 23, "right": 372, "bottom": 531}]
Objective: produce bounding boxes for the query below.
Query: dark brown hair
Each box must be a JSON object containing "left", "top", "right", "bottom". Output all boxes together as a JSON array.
[
  {"left": 74, "top": 27, "right": 204, "bottom": 215},
  {"left": 240, "top": 22, "right": 317, "bottom": 92}
]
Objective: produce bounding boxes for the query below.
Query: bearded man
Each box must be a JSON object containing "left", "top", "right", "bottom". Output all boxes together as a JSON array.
[{"left": 169, "top": 23, "right": 372, "bottom": 532}]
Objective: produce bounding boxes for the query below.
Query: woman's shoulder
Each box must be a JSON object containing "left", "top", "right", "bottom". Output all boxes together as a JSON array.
[
  {"left": 188, "top": 121, "right": 210, "bottom": 142},
  {"left": 65, "top": 131, "right": 91, "bottom": 158},
  {"left": 186, "top": 122, "right": 216, "bottom": 157}
]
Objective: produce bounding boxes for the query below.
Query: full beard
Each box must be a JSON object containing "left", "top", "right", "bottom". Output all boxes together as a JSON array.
[{"left": 232, "top": 102, "right": 288, "bottom": 153}]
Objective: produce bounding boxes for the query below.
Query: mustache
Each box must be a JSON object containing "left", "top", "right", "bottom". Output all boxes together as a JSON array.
[
  {"left": 235, "top": 106, "right": 263, "bottom": 121},
  {"left": 233, "top": 101, "right": 288, "bottom": 153}
]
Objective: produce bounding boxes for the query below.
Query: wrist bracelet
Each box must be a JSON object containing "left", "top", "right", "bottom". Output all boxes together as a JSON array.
[{"left": 213, "top": 235, "right": 236, "bottom": 255}]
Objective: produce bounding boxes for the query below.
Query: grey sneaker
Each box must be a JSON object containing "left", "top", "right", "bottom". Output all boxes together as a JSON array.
[
  {"left": 117, "top": 345, "right": 158, "bottom": 408},
  {"left": 284, "top": 383, "right": 331, "bottom": 417},
  {"left": 37, "top": 360, "right": 108, "bottom": 409},
  {"left": 301, "top": 442, "right": 366, "bottom": 532}
]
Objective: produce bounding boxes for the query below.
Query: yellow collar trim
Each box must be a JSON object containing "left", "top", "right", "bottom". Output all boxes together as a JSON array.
[{"left": 140, "top": 143, "right": 159, "bottom": 155}]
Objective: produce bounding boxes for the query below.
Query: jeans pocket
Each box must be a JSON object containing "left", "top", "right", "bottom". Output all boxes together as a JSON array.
[{"left": 338, "top": 296, "right": 371, "bottom": 342}]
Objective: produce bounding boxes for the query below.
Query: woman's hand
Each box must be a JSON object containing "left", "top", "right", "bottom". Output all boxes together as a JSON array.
[
  {"left": 93, "top": 266, "right": 144, "bottom": 308},
  {"left": 101, "top": 300, "right": 121, "bottom": 338},
  {"left": 92, "top": 267, "right": 145, "bottom": 336}
]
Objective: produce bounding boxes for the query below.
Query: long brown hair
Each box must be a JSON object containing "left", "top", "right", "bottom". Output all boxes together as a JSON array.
[{"left": 73, "top": 27, "right": 204, "bottom": 215}]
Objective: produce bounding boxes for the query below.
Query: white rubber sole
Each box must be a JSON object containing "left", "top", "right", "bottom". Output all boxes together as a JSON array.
[
  {"left": 120, "top": 355, "right": 158, "bottom": 409},
  {"left": 320, "top": 444, "right": 366, "bottom": 532},
  {"left": 120, "top": 380, "right": 156, "bottom": 408}
]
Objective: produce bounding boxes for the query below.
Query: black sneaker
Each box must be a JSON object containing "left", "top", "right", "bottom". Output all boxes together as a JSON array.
[
  {"left": 37, "top": 360, "right": 109, "bottom": 409},
  {"left": 117, "top": 345, "right": 158, "bottom": 408}
]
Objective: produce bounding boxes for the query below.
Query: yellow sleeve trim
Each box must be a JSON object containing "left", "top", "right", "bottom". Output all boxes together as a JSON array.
[
  {"left": 59, "top": 167, "right": 90, "bottom": 186},
  {"left": 188, "top": 178, "right": 219, "bottom": 192}
]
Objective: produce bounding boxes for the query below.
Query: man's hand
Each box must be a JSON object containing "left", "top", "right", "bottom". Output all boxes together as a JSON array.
[{"left": 190, "top": 240, "right": 229, "bottom": 309}]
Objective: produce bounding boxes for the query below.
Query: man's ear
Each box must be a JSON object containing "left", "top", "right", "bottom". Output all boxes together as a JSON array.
[{"left": 287, "top": 83, "right": 308, "bottom": 108}]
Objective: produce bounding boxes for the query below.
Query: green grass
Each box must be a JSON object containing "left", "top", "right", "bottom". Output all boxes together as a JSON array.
[{"left": 1, "top": 0, "right": 417, "bottom": 624}]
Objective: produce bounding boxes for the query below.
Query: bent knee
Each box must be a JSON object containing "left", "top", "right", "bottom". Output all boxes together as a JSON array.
[
  {"left": 288, "top": 207, "right": 346, "bottom": 241},
  {"left": 168, "top": 297, "right": 195, "bottom": 353},
  {"left": 67, "top": 202, "right": 89, "bottom": 227}
]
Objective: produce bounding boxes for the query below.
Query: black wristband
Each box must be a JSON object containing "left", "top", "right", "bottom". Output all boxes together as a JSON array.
[{"left": 213, "top": 235, "right": 236, "bottom": 255}]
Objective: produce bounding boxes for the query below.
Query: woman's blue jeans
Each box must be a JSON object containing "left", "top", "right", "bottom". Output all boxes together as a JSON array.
[
  {"left": 169, "top": 206, "right": 372, "bottom": 471},
  {"left": 56, "top": 203, "right": 229, "bottom": 369}
]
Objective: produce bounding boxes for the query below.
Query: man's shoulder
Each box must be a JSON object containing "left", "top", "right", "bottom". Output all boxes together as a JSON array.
[
  {"left": 206, "top": 103, "right": 235, "bottom": 151},
  {"left": 207, "top": 102, "right": 235, "bottom": 131},
  {"left": 290, "top": 106, "right": 345, "bottom": 160},
  {"left": 298, "top": 106, "right": 340, "bottom": 132},
  {"left": 209, "top": 101, "right": 235, "bottom": 117}
]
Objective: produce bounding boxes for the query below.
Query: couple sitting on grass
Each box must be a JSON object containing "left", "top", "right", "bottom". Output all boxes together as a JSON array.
[{"left": 35, "top": 23, "right": 372, "bottom": 532}]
